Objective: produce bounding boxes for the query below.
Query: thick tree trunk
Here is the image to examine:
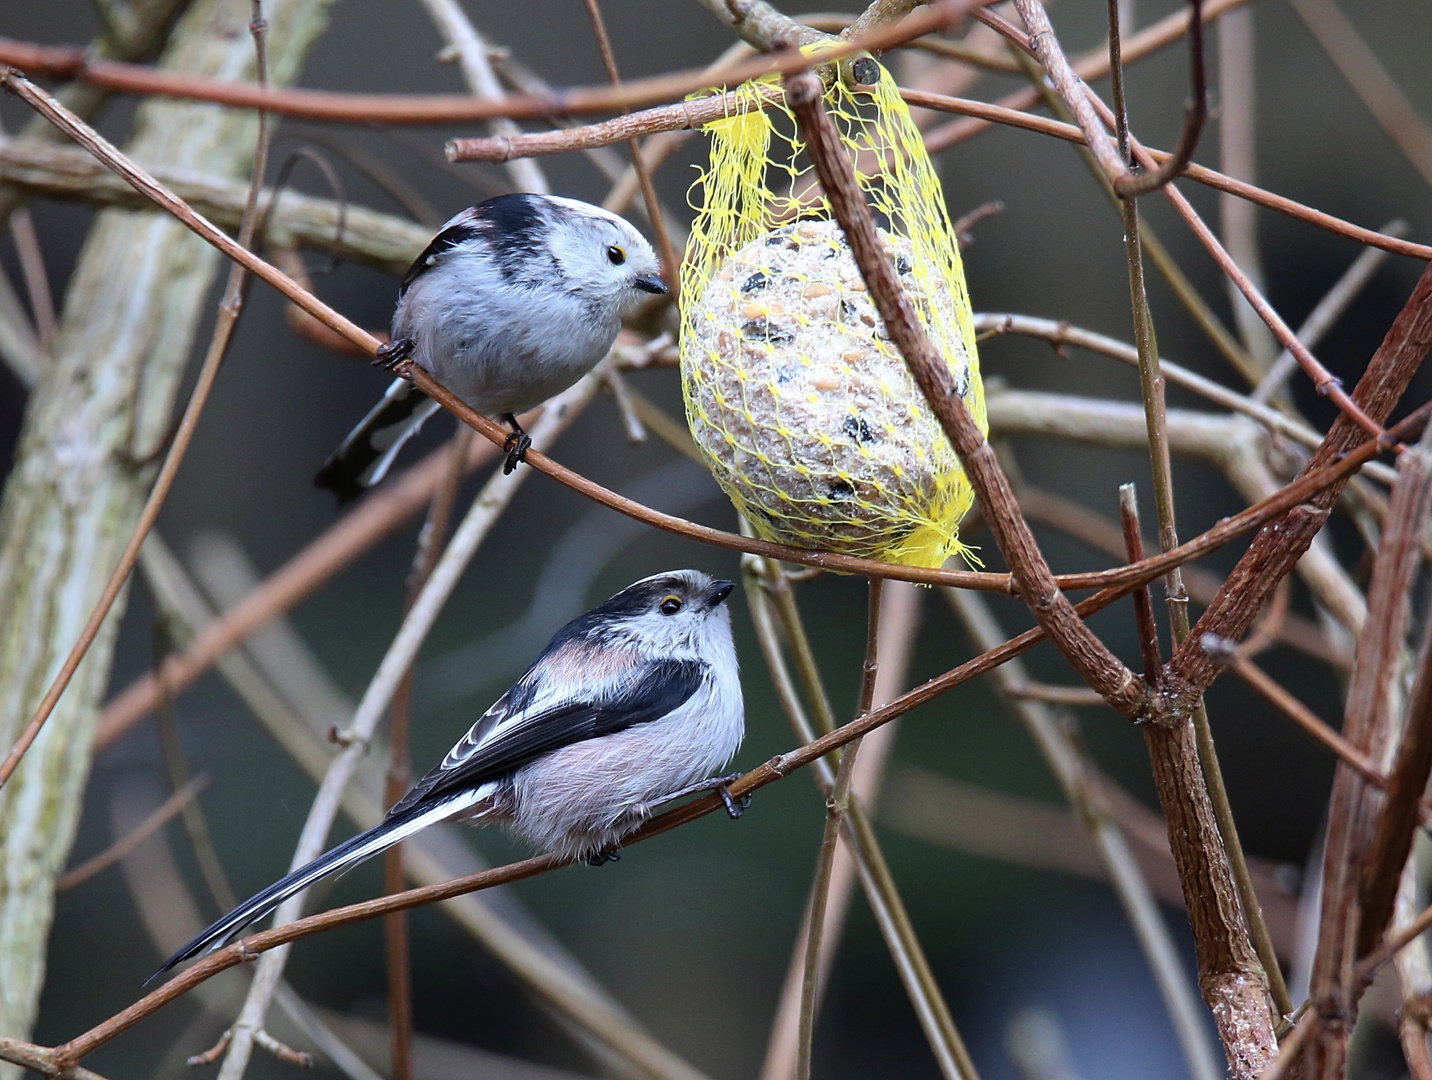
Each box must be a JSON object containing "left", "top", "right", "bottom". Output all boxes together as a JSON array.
[{"left": 0, "top": 0, "right": 332, "bottom": 1066}]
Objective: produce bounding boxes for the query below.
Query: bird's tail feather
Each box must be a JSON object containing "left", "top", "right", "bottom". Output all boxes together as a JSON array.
[
  {"left": 313, "top": 378, "right": 443, "bottom": 503},
  {"left": 148, "top": 789, "right": 485, "bottom": 982}
]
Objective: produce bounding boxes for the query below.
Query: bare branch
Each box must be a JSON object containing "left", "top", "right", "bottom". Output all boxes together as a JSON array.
[{"left": 784, "top": 63, "right": 1142, "bottom": 714}]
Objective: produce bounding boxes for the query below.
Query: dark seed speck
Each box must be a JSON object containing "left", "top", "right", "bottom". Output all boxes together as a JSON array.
[
  {"left": 741, "top": 271, "right": 769, "bottom": 293},
  {"left": 843, "top": 415, "right": 878, "bottom": 445},
  {"left": 741, "top": 316, "right": 795, "bottom": 345}
]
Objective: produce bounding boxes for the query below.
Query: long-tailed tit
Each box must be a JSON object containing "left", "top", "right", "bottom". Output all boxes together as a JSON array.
[
  {"left": 315, "top": 193, "right": 667, "bottom": 500},
  {"left": 153, "top": 570, "right": 744, "bottom": 978}
]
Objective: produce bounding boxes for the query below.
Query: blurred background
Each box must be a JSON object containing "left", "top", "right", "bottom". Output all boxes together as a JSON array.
[{"left": 3, "top": 0, "right": 1431, "bottom": 1078}]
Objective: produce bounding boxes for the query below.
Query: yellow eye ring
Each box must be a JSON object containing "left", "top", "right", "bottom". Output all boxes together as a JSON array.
[
  {"left": 659, "top": 595, "right": 683, "bottom": 615},
  {"left": 607, "top": 245, "right": 627, "bottom": 266}
]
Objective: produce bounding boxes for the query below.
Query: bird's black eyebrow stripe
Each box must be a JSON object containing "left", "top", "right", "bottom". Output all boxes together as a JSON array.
[{"left": 546, "top": 578, "right": 690, "bottom": 644}]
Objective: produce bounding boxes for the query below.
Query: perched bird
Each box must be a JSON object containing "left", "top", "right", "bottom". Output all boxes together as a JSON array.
[
  {"left": 315, "top": 193, "right": 668, "bottom": 500},
  {"left": 153, "top": 570, "right": 744, "bottom": 979}
]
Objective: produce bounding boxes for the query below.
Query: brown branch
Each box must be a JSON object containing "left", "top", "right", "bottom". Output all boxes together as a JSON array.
[
  {"left": 1300, "top": 426, "right": 1432, "bottom": 1080},
  {"left": 0, "top": 2, "right": 962, "bottom": 126},
  {"left": 450, "top": 86, "right": 1432, "bottom": 263},
  {"left": 782, "top": 65, "right": 1143, "bottom": 715},
  {"left": 1362, "top": 588, "right": 1432, "bottom": 945}
]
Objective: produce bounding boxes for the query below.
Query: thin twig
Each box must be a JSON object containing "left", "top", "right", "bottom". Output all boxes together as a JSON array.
[
  {"left": 416, "top": 0, "right": 549, "bottom": 194},
  {"left": 55, "top": 775, "right": 209, "bottom": 891},
  {"left": 0, "top": 8, "right": 276, "bottom": 788},
  {"left": 1286, "top": 0, "right": 1432, "bottom": 191},
  {"left": 1119, "top": 486, "right": 1163, "bottom": 684},
  {"left": 1230, "top": 657, "right": 1387, "bottom": 788},
  {"left": 580, "top": 0, "right": 681, "bottom": 300},
  {"left": 6, "top": 205, "right": 54, "bottom": 347},
  {"left": 796, "top": 578, "right": 883, "bottom": 1080},
  {"left": 1252, "top": 222, "right": 1407, "bottom": 404},
  {"left": 1004, "top": 682, "right": 1109, "bottom": 707},
  {"left": 381, "top": 429, "right": 468, "bottom": 1080}
]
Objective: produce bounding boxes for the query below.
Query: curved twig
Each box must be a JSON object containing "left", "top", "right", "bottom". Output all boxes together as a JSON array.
[{"left": 1107, "top": 0, "right": 1207, "bottom": 197}]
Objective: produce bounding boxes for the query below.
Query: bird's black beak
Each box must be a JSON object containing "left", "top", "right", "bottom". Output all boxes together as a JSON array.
[
  {"left": 634, "top": 274, "right": 669, "bottom": 295},
  {"left": 705, "top": 579, "right": 734, "bottom": 610}
]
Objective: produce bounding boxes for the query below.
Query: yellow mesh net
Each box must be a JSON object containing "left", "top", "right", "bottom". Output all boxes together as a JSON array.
[{"left": 679, "top": 50, "right": 985, "bottom": 569}]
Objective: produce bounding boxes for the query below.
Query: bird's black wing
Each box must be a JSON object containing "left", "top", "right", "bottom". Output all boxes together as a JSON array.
[
  {"left": 390, "top": 656, "right": 705, "bottom": 817},
  {"left": 398, "top": 206, "right": 485, "bottom": 297}
]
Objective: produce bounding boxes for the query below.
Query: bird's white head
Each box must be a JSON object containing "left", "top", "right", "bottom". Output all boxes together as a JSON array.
[{"left": 542, "top": 196, "right": 667, "bottom": 315}]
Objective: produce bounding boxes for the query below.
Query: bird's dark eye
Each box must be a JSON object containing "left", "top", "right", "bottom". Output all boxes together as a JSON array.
[
  {"left": 659, "top": 595, "right": 683, "bottom": 615},
  {"left": 607, "top": 245, "right": 626, "bottom": 266}
]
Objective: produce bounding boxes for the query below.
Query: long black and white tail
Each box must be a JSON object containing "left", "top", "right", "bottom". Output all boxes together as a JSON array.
[
  {"left": 314, "top": 378, "right": 443, "bottom": 503},
  {"left": 149, "top": 789, "right": 484, "bottom": 982}
]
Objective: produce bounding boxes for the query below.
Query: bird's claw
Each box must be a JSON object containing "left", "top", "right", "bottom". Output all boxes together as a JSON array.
[
  {"left": 373, "top": 336, "right": 415, "bottom": 371},
  {"left": 712, "top": 773, "right": 751, "bottom": 820},
  {"left": 586, "top": 846, "right": 621, "bottom": 867},
  {"left": 501, "top": 416, "right": 531, "bottom": 475}
]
